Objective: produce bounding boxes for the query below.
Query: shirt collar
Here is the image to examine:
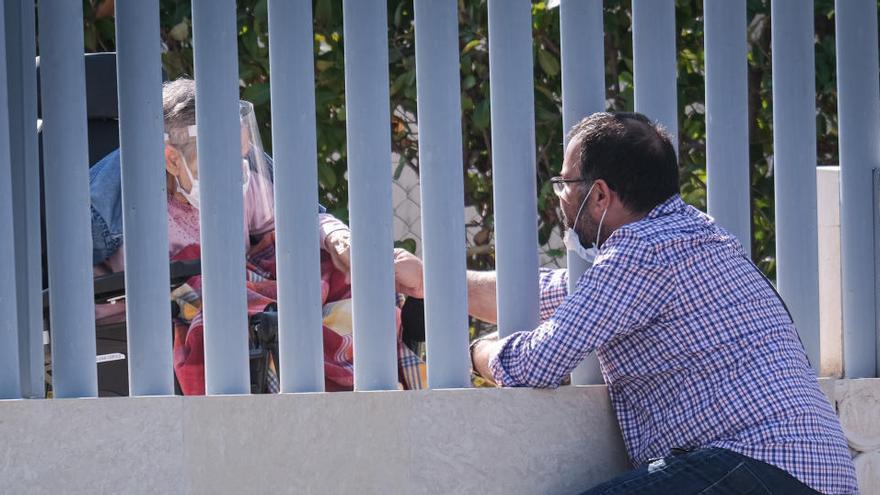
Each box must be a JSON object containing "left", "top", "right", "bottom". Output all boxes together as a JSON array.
[{"left": 646, "top": 194, "right": 686, "bottom": 219}]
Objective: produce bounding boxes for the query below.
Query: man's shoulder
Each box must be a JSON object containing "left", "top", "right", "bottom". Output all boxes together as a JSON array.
[
  {"left": 597, "top": 227, "right": 659, "bottom": 267},
  {"left": 602, "top": 204, "right": 712, "bottom": 264}
]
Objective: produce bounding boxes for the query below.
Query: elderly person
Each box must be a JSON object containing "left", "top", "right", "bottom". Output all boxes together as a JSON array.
[
  {"left": 90, "top": 78, "right": 351, "bottom": 279},
  {"left": 90, "top": 78, "right": 424, "bottom": 393},
  {"left": 396, "top": 112, "right": 856, "bottom": 494}
]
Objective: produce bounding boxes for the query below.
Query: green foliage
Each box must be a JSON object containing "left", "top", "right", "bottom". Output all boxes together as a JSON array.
[{"left": 82, "top": 0, "right": 861, "bottom": 278}]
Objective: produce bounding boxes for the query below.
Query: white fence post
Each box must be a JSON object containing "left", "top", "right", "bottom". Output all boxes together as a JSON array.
[
  {"left": 268, "top": 0, "right": 326, "bottom": 393},
  {"left": 413, "top": 0, "right": 471, "bottom": 389},
  {"left": 835, "top": 0, "right": 880, "bottom": 378},
  {"left": 488, "top": 0, "right": 540, "bottom": 339},
  {"left": 38, "top": 0, "right": 98, "bottom": 398},
  {"left": 770, "top": 0, "right": 820, "bottom": 372},
  {"left": 116, "top": 0, "right": 174, "bottom": 396},
  {"left": 192, "top": 0, "right": 251, "bottom": 394},
  {"left": 342, "top": 0, "right": 399, "bottom": 391},
  {"left": 560, "top": 0, "right": 605, "bottom": 385}
]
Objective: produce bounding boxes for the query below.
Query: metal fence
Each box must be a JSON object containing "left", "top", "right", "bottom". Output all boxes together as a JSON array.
[{"left": 0, "top": 0, "right": 878, "bottom": 400}]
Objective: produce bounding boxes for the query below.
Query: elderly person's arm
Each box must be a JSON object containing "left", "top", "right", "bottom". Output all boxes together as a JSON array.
[
  {"left": 391, "top": 254, "right": 500, "bottom": 323},
  {"left": 393, "top": 255, "right": 570, "bottom": 326},
  {"left": 319, "top": 213, "right": 352, "bottom": 279}
]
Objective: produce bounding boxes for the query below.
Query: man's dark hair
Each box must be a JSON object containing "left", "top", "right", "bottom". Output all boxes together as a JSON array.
[{"left": 567, "top": 112, "right": 679, "bottom": 213}]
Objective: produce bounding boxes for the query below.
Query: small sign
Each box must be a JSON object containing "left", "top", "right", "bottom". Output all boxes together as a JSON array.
[{"left": 96, "top": 353, "right": 126, "bottom": 364}]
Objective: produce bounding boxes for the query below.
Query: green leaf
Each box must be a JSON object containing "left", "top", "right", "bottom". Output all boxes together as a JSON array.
[
  {"left": 318, "top": 163, "right": 337, "bottom": 189},
  {"left": 315, "top": 0, "right": 332, "bottom": 24},
  {"left": 242, "top": 82, "right": 270, "bottom": 106},
  {"left": 462, "top": 39, "right": 482, "bottom": 54},
  {"left": 255, "top": 0, "right": 268, "bottom": 25},
  {"left": 394, "top": 1, "right": 405, "bottom": 27},
  {"left": 473, "top": 99, "right": 491, "bottom": 130},
  {"left": 536, "top": 49, "right": 560, "bottom": 76},
  {"left": 169, "top": 20, "right": 189, "bottom": 42},
  {"left": 394, "top": 238, "right": 418, "bottom": 254},
  {"left": 390, "top": 71, "right": 410, "bottom": 96},
  {"left": 393, "top": 155, "right": 407, "bottom": 180},
  {"left": 461, "top": 95, "right": 475, "bottom": 111},
  {"left": 315, "top": 60, "right": 334, "bottom": 72}
]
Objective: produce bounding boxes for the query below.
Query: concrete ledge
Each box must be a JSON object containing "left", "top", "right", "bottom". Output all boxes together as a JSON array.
[
  {"left": 820, "top": 378, "right": 880, "bottom": 493},
  {"left": 0, "top": 386, "right": 628, "bottom": 494}
]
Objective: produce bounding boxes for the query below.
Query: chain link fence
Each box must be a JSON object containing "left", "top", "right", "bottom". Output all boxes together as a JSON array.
[{"left": 391, "top": 157, "right": 567, "bottom": 269}]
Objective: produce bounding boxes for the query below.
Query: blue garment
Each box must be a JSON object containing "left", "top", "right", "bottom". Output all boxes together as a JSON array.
[
  {"left": 489, "top": 195, "right": 857, "bottom": 494},
  {"left": 581, "top": 448, "right": 822, "bottom": 494},
  {"left": 89, "top": 149, "right": 326, "bottom": 264}
]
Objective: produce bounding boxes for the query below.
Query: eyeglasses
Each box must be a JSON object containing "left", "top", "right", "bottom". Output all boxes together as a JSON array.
[{"left": 550, "top": 176, "right": 587, "bottom": 196}]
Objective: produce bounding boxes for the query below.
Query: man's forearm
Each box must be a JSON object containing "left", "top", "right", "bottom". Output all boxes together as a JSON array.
[{"left": 467, "top": 270, "right": 498, "bottom": 324}]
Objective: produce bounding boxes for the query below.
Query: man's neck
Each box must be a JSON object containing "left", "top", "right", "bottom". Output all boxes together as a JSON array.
[{"left": 606, "top": 209, "right": 649, "bottom": 233}]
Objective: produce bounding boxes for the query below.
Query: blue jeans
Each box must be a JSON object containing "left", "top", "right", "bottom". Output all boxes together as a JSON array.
[{"left": 581, "top": 448, "right": 821, "bottom": 494}]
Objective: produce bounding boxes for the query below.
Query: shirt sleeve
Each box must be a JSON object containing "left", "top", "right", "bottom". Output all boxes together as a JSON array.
[
  {"left": 489, "top": 231, "right": 672, "bottom": 388},
  {"left": 538, "top": 268, "right": 568, "bottom": 322},
  {"left": 245, "top": 174, "right": 275, "bottom": 235},
  {"left": 318, "top": 213, "right": 350, "bottom": 247}
]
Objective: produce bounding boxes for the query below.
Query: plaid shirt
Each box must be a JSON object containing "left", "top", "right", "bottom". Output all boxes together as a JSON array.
[{"left": 489, "top": 195, "right": 858, "bottom": 494}]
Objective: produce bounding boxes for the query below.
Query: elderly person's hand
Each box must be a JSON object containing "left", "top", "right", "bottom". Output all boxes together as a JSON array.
[
  {"left": 394, "top": 248, "right": 424, "bottom": 299},
  {"left": 324, "top": 229, "right": 352, "bottom": 284}
]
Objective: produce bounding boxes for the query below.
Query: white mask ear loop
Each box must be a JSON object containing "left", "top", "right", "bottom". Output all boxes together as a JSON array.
[
  {"left": 176, "top": 154, "right": 200, "bottom": 210},
  {"left": 572, "top": 182, "right": 596, "bottom": 232},
  {"left": 595, "top": 207, "right": 608, "bottom": 249}
]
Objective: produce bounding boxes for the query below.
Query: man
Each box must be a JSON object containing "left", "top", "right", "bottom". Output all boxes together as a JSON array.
[{"left": 396, "top": 112, "right": 857, "bottom": 494}]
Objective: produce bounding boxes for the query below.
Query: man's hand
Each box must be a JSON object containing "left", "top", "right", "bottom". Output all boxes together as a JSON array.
[
  {"left": 324, "top": 229, "right": 352, "bottom": 284},
  {"left": 393, "top": 248, "right": 424, "bottom": 299}
]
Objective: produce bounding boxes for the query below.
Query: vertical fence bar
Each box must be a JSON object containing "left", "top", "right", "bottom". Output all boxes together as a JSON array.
[
  {"left": 875, "top": 169, "right": 880, "bottom": 375},
  {"left": 0, "top": 1, "right": 20, "bottom": 399},
  {"left": 413, "top": 0, "right": 471, "bottom": 389},
  {"left": 6, "top": 0, "right": 43, "bottom": 398},
  {"left": 631, "top": 0, "right": 678, "bottom": 148},
  {"left": 268, "top": 0, "right": 325, "bottom": 393},
  {"left": 770, "top": 0, "right": 820, "bottom": 371},
  {"left": 116, "top": 0, "right": 173, "bottom": 396},
  {"left": 488, "top": 0, "right": 540, "bottom": 338},
  {"left": 342, "top": 0, "right": 398, "bottom": 391},
  {"left": 37, "top": 0, "right": 98, "bottom": 398},
  {"left": 835, "top": 0, "right": 880, "bottom": 378},
  {"left": 560, "top": 0, "right": 604, "bottom": 385},
  {"left": 704, "top": 0, "right": 751, "bottom": 254},
  {"left": 192, "top": 0, "right": 250, "bottom": 394}
]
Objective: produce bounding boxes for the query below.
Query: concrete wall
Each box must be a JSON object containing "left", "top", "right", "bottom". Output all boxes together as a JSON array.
[
  {"left": 817, "top": 167, "right": 844, "bottom": 377},
  {"left": 819, "top": 378, "right": 880, "bottom": 494},
  {"left": 3, "top": 379, "right": 878, "bottom": 494},
  {"left": 0, "top": 386, "right": 628, "bottom": 495}
]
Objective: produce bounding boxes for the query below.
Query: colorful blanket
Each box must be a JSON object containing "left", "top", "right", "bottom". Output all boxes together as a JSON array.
[{"left": 169, "top": 232, "right": 426, "bottom": 394}]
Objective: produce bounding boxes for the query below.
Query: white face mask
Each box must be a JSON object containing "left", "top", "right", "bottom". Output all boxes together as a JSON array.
[
  {"left": 176, "top": 156, "right": 200, "bottom": 210},
  {"left": 242, "top": 158, "right": 251, "bottom": 194},
  {"left": 563, "top": 182, "right": 608, "bottom": 264},
  {"left": 175, "top": 156, "right": 252, "bottom": 210}
]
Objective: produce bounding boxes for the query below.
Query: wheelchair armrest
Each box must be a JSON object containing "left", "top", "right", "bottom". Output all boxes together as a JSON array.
[
  {"left": 93, "top": 271, "right": 127, "bottom": 302},
  {"left": 41, "top": 258, "right": 203, "bottom": 310},
  {"left": 168, "top": 259, "right": 202, "bottom": 285}
]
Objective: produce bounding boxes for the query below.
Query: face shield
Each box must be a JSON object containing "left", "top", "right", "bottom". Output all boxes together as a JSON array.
[{"left": 164, "top": 100, "right": 275, "bottom": 235}]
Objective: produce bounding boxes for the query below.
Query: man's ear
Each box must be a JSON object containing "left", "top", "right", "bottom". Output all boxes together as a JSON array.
[
  {"left": 164, "top": 145, "right": 181, "bottom": 175},
  {"left": 592, "top": 179, "right": 613, "bottom": 210}
]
